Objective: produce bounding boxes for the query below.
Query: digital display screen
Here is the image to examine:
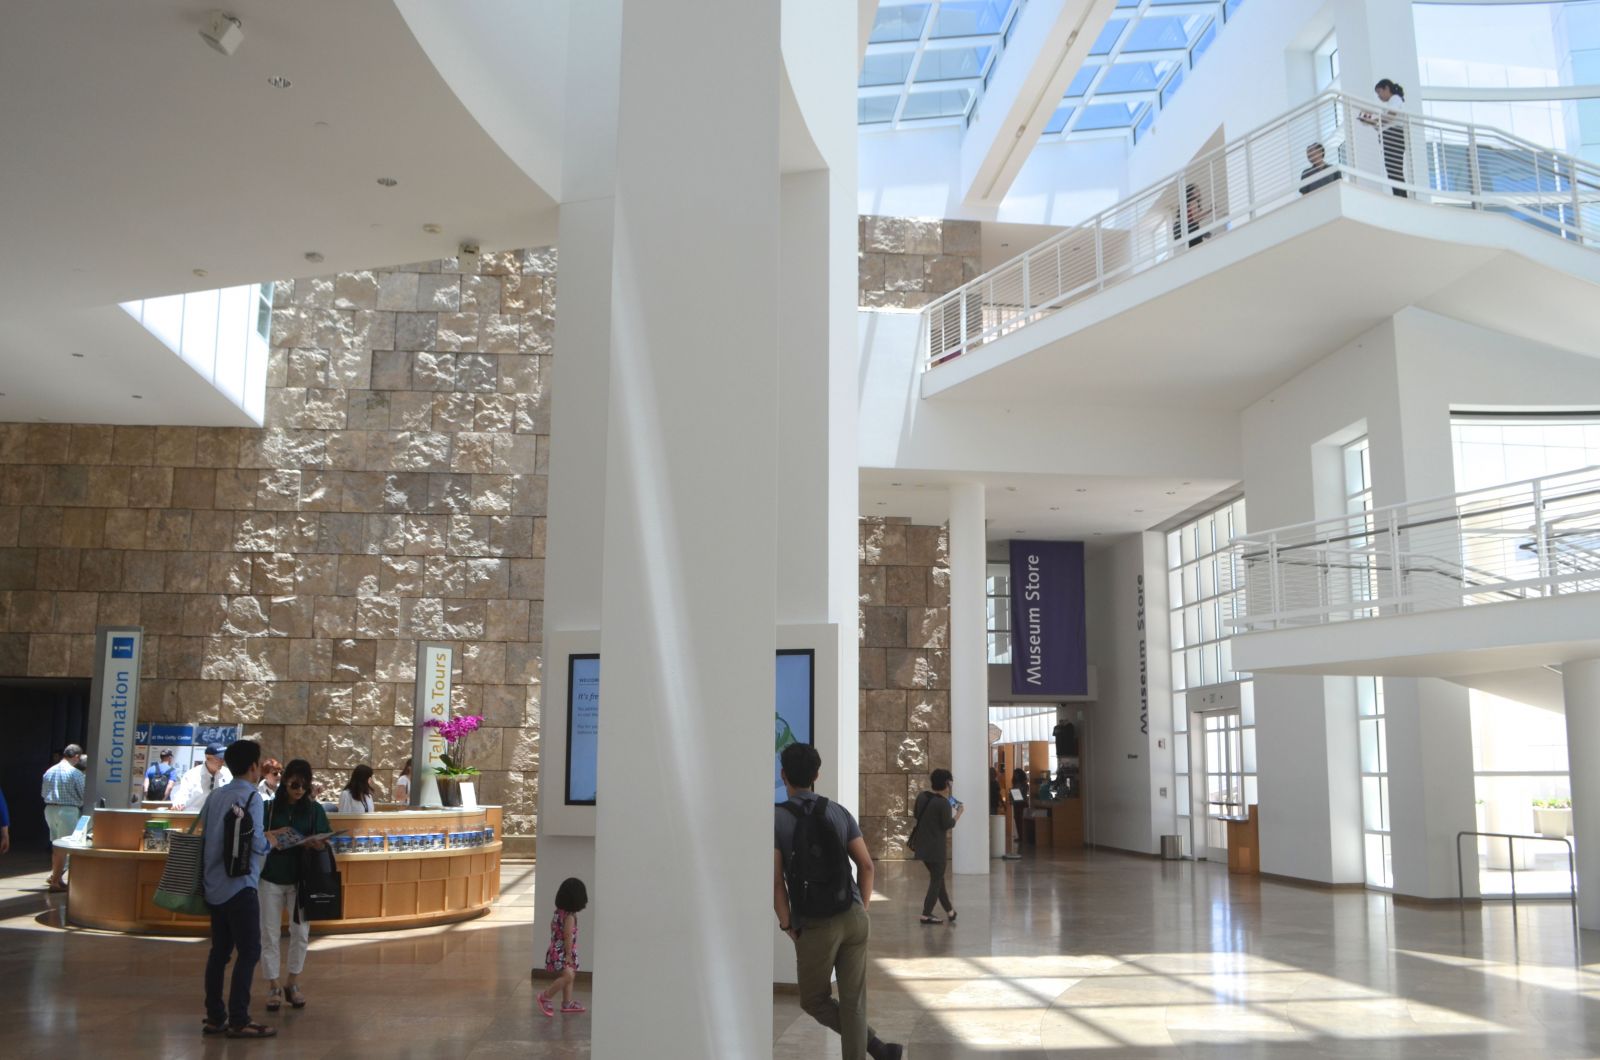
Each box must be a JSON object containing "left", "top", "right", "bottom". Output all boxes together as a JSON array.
[
  {"left": 774, "top": 650, "right": 815, "bottom": 804},
  {"left": 565, "top": 654, "right": 600, "bottom": 805}
]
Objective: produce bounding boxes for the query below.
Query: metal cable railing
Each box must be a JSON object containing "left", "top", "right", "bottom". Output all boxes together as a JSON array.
[
  {"left": 1223, "top": 467, "right": 1600, "bottom": 632},
  {"left": 923, "top": 90, "right": 1600, "bottom": 368}
]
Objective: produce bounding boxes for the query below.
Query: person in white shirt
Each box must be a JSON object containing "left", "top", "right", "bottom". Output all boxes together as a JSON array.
[
  {"left": 1359, "top": 79, "right": 1408, "bottom": 198},
  {"left": 172, "top": 744, "right": 233, "bottom": 812},
  {"left": 337, "top": 764, "right": 375, "bottom": 814},
  {"left": 393, "top": 759, "right": 412, "bottom": 806}
]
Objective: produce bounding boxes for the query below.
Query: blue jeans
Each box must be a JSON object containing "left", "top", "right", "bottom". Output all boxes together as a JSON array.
[{"left": 206, "top": 888, "right": 261, "bottom": 1027}]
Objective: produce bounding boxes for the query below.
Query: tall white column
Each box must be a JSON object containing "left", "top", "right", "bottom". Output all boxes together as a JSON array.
[
  {"left": 948, "top": 483, "right": 990, "bottom": 875},
  {"left": 1385, "top": 677, "right": 1477, "bottom": 899},
  {"left": 589, "top": 1, "right": 779, "bottom": 1056},
  {"left": 1562, "top": 657, "right": 1600, "bottom": 928}
]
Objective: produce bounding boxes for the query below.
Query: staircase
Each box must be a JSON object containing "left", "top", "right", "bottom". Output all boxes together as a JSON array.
[{"left": 923, "top": 91, "right": 1600, "bottom": 369}]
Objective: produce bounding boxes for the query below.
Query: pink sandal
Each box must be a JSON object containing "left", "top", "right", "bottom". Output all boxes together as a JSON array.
[
  {"left": 561, "top": 1001, "right": 587, "bottom": 1014},
  {"left": 537, "top": 994, "right": 554, "bottom": 1018}
]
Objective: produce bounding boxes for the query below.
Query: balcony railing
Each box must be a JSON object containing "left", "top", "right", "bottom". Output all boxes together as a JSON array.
[
  {"left": 1222, "top": 467, "right": 1600, "bottom": 633},
  {"left": 922, "top": 90, "right": 1600, "bottom": 369}
]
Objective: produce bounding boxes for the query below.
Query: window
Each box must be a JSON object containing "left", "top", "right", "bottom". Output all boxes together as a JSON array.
[
  {"left": 858, "top": 0, "right": 1029, "bottom": 130},
  {"left": 1314, "top": 31, "right": 1340, "bottom": 94},
  {"left": 987, "top": 562, "right": 1012, "bottom": 664},
  {"left": 256, "top": 282, "right": 275, "bottom": 341},
  {"left": 1345, "top": 436, "right": 1392, "bottom": 889}
]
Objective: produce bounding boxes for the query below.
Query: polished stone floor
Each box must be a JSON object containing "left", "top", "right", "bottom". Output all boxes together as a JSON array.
[{"left": 3, "top": 847, "right": 1599, "bottom": 1058}]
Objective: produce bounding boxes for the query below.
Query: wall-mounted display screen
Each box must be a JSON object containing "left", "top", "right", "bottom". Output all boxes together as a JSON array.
[
  {"left": 774, "top": 649, "right": 815, "bottom": 804},
  {"left": 565, "top": 654, "right": 600, "bottom": 805}
]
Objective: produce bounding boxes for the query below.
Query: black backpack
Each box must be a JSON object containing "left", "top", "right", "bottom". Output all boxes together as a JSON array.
[
  {"left": 781, "top": 797, "right": 854, "bottom": 920},
  {"left": 222, "top": 792, "right": 258, "bottom": 878},
  {"left": 145, "top": 767, "right": 168, "bottom": 802}
]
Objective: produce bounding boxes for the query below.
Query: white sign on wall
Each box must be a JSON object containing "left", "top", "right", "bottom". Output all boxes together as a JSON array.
[
  {"left": 85, "top": 626, "right": 143, "bottom": 810},
  {"left": 412, "top": 643, "right": 454, "bottom": 807}
]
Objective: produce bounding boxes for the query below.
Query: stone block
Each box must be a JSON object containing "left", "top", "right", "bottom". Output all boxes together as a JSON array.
[
  {"left": 907, "top": 691, "right": 950, "bottom": 733},
  {"left": 333, "top": 638, "right": 377, "bottom": 681},
  {"left": 35, "top": 550, "right": 75, "bottom": 591},
  {"left": 123, "top": 551, "right": 166, "bottom": 592},
  {"left": 906, "top": 607, "right": 948, "bottom": 649},
  {"left": 859, "top": 520, "right": 907, "bottom": 566},
  {"left": 60, "top": 508, "right": 104, "bottom": 548},
  {"left": 210, "top": 553, "right": 253, "bottom": 594},
  {"left": 286, "top": 348, "right": 329, "bottom": 388},
  {"left": 858, "top": 252, "right": 886, "bottom": 295},
  {"left": 295, "top": 555, "right": 340, "bottom": 595},
  {"left": 863, "top": 773, "right": 909, "bottom": 818},
  {"left": 503, "top": 726, "right": 539, "bottom": 771},
  {"left": 883, "top": 255, "right": 925, "bottom": 293},
  {"left": 861, "top": 815, "right": 912, "bottom": 862},
  {"left": 927, "top": 566, "right": 951, "bottom": 607},
  {"left": 376, "top": 271, "right": 420, "bottom": 311},
  {"left": 862, "top": 689, "right": 906, "bottom": 732},
  {"left": 892, "top": 732, "right": 929, "bottom": 773},
  {"left": 860, "top": 648, "right": 886, "bottom": 691},
  {"left": 419, "top": 273, "right": 461, "bottom": 311},
  {"left": 334, "top": 270, "right": 379, "bottom": 309},
  {"left": 129, "top": 466, "right": 174, "bottom": 508},
  {"left": 486, "top": 598, "right": 529, "bottom": 641},
  {"left": 52, "top": 592, "right": 97, "bottom": 633},
  {"left": 395, "top": 312, "right": 438, "bottom": 352},
  {"left": 859, "top": 566, "right": 885, "bottom": 607},
  {"left": 942, "top": 219, "right": 981, "bottom": 255},
  {"left": 69, "top": 425, "right": 114, "bottom": 464},
  {"left": 883, "top": 565, "right": 926, "bottom": 607},
  {"left": 861, "top": 606, "right": 907, "bottom": 649},
  {"left": 929, "top": 730, "right": 952, "bottom": 768},
  {"left": 887, "top": 647, "right": 949, "bottom": 690},
  {"left": 435, "top": 313, "right": 479, "bottom": 353},
  {"left": 86, "top": 466, "right": 130, "bottom": 508},
  {"left": 289, "top": 638, "right": 333, "bottom": 682},
  {"left": 165, "top": 553, "right": 210, "bottom": 594},
  {"left": 270, "top": 595, "right": 314, "bottom": 639},
  {"left": 371, "top": 350, "right": 413, "bottom": 391},
  {"left": 923, "top": 255, "right": 967, "bottom": 295},
  {"left": 171, "top": 468, "right": 216, "bottom": 509},
  {"left": 862, "top": 216, "right": 942, "bottom": 256},
  {"left": 505, "top": 641, "right": 540, "bottom": 683},
  {"left": 28, "top": 634, "right": 71, "bottom": 676},
  {"left": 80, "top": 551, "right": 123, "bottom": 593},
  {"left": 905, "top": 525, "right": 947, "bottom": 567},
  {"left": 462, "top": 274, "right": 501, "bottom": 314}
]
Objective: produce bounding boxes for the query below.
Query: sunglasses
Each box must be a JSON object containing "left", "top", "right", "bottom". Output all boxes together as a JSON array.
[{"left": 285, "top": 780, "right": 307, "bottom": 791}]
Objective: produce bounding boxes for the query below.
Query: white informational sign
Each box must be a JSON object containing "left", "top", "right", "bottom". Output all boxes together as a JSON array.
[
  {"left": 85, "top": 627, "right": 143, "bottom": 810},
  {"left": 412, "top": 643, "right": 454, "bottom": 807}
]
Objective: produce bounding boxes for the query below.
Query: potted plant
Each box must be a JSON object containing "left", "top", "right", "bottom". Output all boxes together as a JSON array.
[
  {"left": 424, "top": 714, "right": 485, "bottom": 807},
  {"left": 1532, "top": 797, "right": 1572, "bottom": 839}
]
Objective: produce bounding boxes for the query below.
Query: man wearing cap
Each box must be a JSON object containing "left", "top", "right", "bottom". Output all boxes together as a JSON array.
[
  {"left": 144, "top": 749, "right": 178, "bottom": 802},
  {"left": 41, "top": 744, "right": 85, "bottom": 892},
  {"left": 172, "top": 744, "right": 233, "bottom": 812}
]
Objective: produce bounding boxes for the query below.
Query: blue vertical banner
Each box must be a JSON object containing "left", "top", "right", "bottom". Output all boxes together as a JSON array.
[{"left": 1009, "top": 540, "right": 1088, "bottom": 696}]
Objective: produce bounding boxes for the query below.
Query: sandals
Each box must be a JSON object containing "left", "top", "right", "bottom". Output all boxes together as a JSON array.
[
  {"left": 286, "top": 984, "right": 306, "bottom": 1009},
  {"left": 537, "top": 994, "right": 554, "bottom": 1018},
  {"left": 201, "top": 1021, "right": 226, "bottom": 1037},
  {"left": 225, "top": 1023, "right": 277, "bottom": 1039},
  {"left": 561, "top": 1001, "right": 587, "bottom": 1014},
  {"left": 265, "top": 987, "right": 282, "bottom": 1013}
]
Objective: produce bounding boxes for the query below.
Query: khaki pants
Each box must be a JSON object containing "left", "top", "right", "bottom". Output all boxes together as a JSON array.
[{"left": 793, "top": 903, "right": 879, "bottom": 1060}]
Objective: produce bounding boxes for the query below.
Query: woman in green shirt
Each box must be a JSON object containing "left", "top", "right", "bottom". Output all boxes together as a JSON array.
[{"left": 259, "top": 759, "right": 331, "bottom": 1011}]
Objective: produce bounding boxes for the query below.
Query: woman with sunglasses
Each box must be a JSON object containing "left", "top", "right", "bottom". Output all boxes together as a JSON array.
[
  {"left": 259, "top": 759, "right": 331, "bottom": 1012},
  {"left": 257, "top": 758, "right": 283, "bottom": 800}
]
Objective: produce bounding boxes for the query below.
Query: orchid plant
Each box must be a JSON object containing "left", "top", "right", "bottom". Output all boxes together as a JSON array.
[{"left": 423, "top": 713, "right": 486, "bottom": 777}]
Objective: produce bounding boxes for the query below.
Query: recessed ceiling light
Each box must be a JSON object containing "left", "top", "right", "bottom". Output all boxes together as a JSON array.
[
  {"left": 376, "top": 177, "right": 398, "bottom": 188},
  {"left": 1049, "top": 506, "right": 1060, "bottom": 511},
  {"left": 192, "top": 268, "right": 208, "bottom": 277},
  {"left": 1000, "top": 242, "right": 1010, "bottom": 248},
  {"left": 1005, "top": 486, "right": 1018, "bottom": 492},
  {"left": 1166, "top": 490, "right": 1177, "bottom": 495},
  {"left": 423, "top": 223, "right": 443, "bottom": 234},
  {"left": 1134, "top": 508, "right": 1144, "bottom": 513},
  {"left": 0, "top": 392, "right": 7, "bottom": 397},
  {"left": 314, "top": 120, "right": 330, "bottom": 129},
  {"left": 70, "top": 352, "right": 83, "bottom": 358},
  {"left": 132, "top": 394, "right": 143, "bottom": 399},
  {"left": 304, "top": 251, "right": 324, "bottom": 263},
  {"left": 370, "top": 223, "right": 383, "bottom": 229},
  {"left": 890, "top": 482, "right": 901, "bottom": 487},
  {"left": 267, "top": 75, "right": 292, "bottom": 89},
  {"left": 876, "top": 501, "right": 886, "bottom": 506},
  {"left": 1094, "top": 532, "right": 1103, "bottom": 536},
  {"left": 1075, "top": 488, "right": 1088, "bottom": 493}
]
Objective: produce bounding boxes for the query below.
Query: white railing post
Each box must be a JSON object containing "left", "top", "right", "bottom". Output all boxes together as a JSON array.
[
  {"left": 1244, "top": 136, "right": 1257, "bottom": 221},
  {"left": 1571, "top": 159, "right": 1584, "bottom": 244},
  {"left": 1021, "top": 254, "right": 1032, "bottom": 321},
  {"left": 1387, "top": 508, "right": 1404, "bottom": 612},
  {"left": 958, "top": 288, "right": 969, "bottom": 355},
  {"left": 1094, "top": 218, "right": 1105, "bottom": 290},
  {"left": 1467, "top": 125, "right": 1483, "bottom": 209},
  {"left": 1267, "top": 534, "right": 1283, "bottom": 628},
  {"left": 1534, "top": 480, "right": 1552, "bottom": 595}
]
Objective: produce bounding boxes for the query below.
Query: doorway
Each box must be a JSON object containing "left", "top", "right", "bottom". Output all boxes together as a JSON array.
[
  {"left": 1199, "top": 709, "right": 1245, "bottom": 862},
  {"left": 0, "top": 679, "right": 90, "bottom": 851}
]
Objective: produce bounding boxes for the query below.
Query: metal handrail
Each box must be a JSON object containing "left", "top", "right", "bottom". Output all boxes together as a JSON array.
[
  {"left": 921, "top": 89, "right": 1600, "bottom": 368},
  {"left": 1455, "top": 830, "right": 1577, "bottom": 931},
  {"left": 1224, "top": 466, "right": 1600, "bottom": 631}
]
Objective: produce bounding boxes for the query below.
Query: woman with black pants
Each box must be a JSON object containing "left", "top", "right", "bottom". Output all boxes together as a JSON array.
[
  {"left": 1010, "top": 767, "right": 1029, "bottom": 848},
  {"left": 1360, "top": 79, "right": 1409, "bottom": 197},
  {"left": 911, "top": 768, "right": 963, "bottom": 925}
]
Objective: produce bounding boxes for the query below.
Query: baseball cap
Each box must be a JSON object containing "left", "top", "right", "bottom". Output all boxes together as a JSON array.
[
  {"left": 205, "top": 742, "right": 227, "bottom": 757},
  {"left": 159, "top": 749, "right": 174, "bottom": 759}
]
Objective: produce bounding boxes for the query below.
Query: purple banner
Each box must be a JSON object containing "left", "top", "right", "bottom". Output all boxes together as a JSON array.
[{"left": 1010, "top": 540, "right": 1087, "bottom": 697}]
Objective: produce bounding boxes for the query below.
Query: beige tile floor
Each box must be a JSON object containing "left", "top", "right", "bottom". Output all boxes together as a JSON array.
[{"left": 3, "top": 847, "right": 1600, "bottom": 1058}]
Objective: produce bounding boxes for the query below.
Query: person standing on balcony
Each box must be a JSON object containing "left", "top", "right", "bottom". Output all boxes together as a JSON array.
[
  {"left": 1359, "top": 80, "right": 1409, "bottom": 198},
  {"left": 1300, "top": 142, "right": 1341, "bottom": 195}
]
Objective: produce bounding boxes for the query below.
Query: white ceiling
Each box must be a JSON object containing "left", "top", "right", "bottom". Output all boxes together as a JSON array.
[
  {"left": 860, "top": 466, "right": 1237, "bottom": 541},
  {"left": 0, "top": 0, "right": 559, "bottom": 425}
]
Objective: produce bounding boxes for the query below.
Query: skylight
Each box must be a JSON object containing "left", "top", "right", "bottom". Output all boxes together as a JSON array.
[
  {"left": 858, "top": 0, "right": 1028, "bottom": 129},
  {"left": 1044, "top": 0, "right": 1246, "bottom": 145}
]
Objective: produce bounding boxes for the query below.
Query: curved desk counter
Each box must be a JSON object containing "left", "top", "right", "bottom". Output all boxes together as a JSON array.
[{"left": 60, "top": 806, "right": 503, "bottom": 935}]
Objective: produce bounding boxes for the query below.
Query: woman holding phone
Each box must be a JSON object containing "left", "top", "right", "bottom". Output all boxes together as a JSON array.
[{"left": 910, "top": 768, "right": 964, "bottom": 925}]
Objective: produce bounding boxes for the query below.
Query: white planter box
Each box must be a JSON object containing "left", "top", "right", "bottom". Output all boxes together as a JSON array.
[{"left": 1533, "top": 807, "right": 1572, "bottom": 839}]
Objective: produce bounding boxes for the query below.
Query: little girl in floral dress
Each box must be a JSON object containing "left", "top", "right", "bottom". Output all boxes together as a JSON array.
[{"left": 537, "top": 877, "right": 587, "bottom": 1016}]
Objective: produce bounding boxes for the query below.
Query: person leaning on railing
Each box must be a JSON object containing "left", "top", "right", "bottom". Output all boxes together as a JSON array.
[
  {"left": 1300, "top": 142, "right": 1341, "bottom": 195},
  {"left": 1172, "top": 183, "right": 1212, "bottom": 248}
]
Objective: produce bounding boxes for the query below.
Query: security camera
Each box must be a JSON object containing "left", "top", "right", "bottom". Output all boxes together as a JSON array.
[
  {"left": 200, "top": 12, "right": 244, "bottom": 56},
  {"left": 458, "top": 242, "right": 482, "bottom": 271}
]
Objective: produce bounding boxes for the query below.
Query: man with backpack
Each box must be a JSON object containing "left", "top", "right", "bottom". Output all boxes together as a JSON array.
[
  {"left": 144, "top": 749, "right": 177, "bottom": 802},
  {"left": 774, "top": 743, "right": 904, "bottom": 1060},
  {"left": 199, "top": 739, "right": 275, "bottom": 1039}
]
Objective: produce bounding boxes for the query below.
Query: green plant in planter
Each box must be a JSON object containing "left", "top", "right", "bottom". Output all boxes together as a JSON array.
[{"left": 1532, "top": 797, "right": 1572, "bottom": 810}]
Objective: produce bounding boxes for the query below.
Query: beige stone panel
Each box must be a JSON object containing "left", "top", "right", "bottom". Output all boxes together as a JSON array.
[
  {"left": 859, "top": 520, "right": 907, "bottom": 566},
  {"left": 463, "top": 641, "right": 506, "bottom": 683},
  {"left": 129, "top": 466, "right": 174, "bottom": 508},
  {"left": 504, "top": 641, "right": 539, "bottom": 683},
  {"left": 927, "top": 566, "right": 951, "bottom": 607},
  {"left": 221, "top": 681, "right": 273, "bottom": 722},
  {"left": 165, "top": 553, "right": 209, "bottom": 594},
  {"left": 60, "top": 508, "right": 104, "bottom": 548},
  {"left": 351, "top": 682, "right": 393, "bottom": 724},
  {"left": 861, "top": 605, "right": 907, "bottom": 649},
  {"left": 503, "top": 727, "right": 539, "bottom": 771},
  {"left": 295, "top": 555, "right": 339, "bottom": 596},
  {"left": 892, "top": 733, "right": 930, "bottom": 773},
  {"left": 905, "top": 525, "right": 947, "bottom": 567},
  {"left": 298, "top": 471, "right": 341, "bottom": 511},
  {"left": 86, "top": 466, "right": 131, "bottom": 508},
  {"left": 942, "top": 219, "right": 981, "bottom": 256},
  {"left": 189, "top": 512, "right": 233, "bottom": 554},
  {"left": 859, "top": 566, "right": 885, "bottom": 607},
  {"left": 176, "top": 679, "right": 224, "bottom": 717},
  {"left": 906, "top": 607, "right": 949, "bottom": 650},
  {"left": 52, "top": 592, "right": 97, "bottom": 633},
  {"left": 288, "top": 638, "right": 333, "bottom": 682},
  {"left": 109, "top": 426, "right": 155, "bottom": 466},
  {"left": 334, "top": 270, "right": 379, "bottom": 309},
  {"left": 97, "top": 591, "right": 140, "bottom": 626},
  {"left": 376, "top": 271, "right": 419, "bottom": 311},
  {"left": 929, "top": 730, "right": 952, "bottom": 768},
  {"left": 908, "top": 691, "right": 951, "bottom": 733},
  {"left": 863, "top": 689, "right": 907, "bottom": 732},
  {"left": 172, "top": 468, "right": 217, "bottom": 509},
  {"left": 11, "top": 590, "right": 52, "bottom": 632},
  {"left": 461, "top": 274, "right": 501, "bottom": 314},
  {"left": 145, "top": 510, "right": 191, "bottom": 551},
  {"left": 861, "top": 815, "right": 912, "bottom": 861},
  {"left": 68, "top": 425, "right": 114, "bottom": 465},
  {"left": 435, "top": 314, "right": 479, "bottom": 353},
  {"left": 36, "top": 550, "right": 76, "bottom": 591},
  {"left": 860, "top": 648, "right": 886, "bottom": 690},
  {"left": 122, "top": 551, "right": 166, "bottom": 592},
  {"left": 354, "top": 595, "right": 401, "bottom": 639},
  {"left": 486, "top": 598, "right": 529, "bottom": 641},
  {"left": 313, "top": 597, "right": 358, "bottom": 639},
  {"left": 281, "top": 724, "right": 331, "bottom": 767},
  {"left": 862, "top": 216, "right": 942, "bottom": 255},
  {"left": 883, "top": 565, "right": 925, "bottom": 607},
  {"left": 859, "top": 732, "right": 887, "bottom": 775},
  {"left": 863, "top": 773, "right": 910, "bottom": 818},
  {"left": 270, "top": 595, "right": 314, "bottom": 639},
  {"left": 883, "top": 255, "right": 925, "bottom": 293}
]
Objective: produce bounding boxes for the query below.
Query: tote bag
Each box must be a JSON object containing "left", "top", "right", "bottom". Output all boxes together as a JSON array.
[
  {"left": 297, "top": 844, "right": 343, "bottom": 922},
  {"left": 153, "top": 816, "right": 209, "bottom": 916}
]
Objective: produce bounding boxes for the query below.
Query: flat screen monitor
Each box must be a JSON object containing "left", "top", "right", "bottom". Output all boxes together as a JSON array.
[
  {"left": 774, "top": 649, "right": 815, "bottom": 804},
  {"left": 565, "top": 654, "right": 600, "bottom": 805}
]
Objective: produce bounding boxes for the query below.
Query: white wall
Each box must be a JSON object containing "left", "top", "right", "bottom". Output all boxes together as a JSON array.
[
  {"left": 858, "top": 126, "right": 967, "bottom": 219},
  {"left": 1000, "top": 138, "right": 1129, "bottom": 227}
]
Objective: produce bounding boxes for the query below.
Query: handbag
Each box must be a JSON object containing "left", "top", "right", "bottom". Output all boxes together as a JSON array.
[
  {"left": 152, "top": 815, "right": 209, "bottom": 916},
  {"left": 296, "top": 843, "right": 343, "bottom": 922}
]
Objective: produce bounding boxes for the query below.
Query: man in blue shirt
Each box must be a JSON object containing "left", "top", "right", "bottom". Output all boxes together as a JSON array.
[
  {"left": 199, "top": 740, "right": 275, "bottom": 1039},
  {"left": 41, "top": 744, "right": 85, "bottom": 892},
  {"left": 144, "top": 749, "right": 177, "bottom": 802}
]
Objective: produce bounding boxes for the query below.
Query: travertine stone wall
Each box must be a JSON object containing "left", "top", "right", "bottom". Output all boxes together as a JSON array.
[
  {"left": 0, "top": 250, "right": 552, "bottom": 851},
  {"left": 858, "top": 216, "right": 982, "bottom": 310},
  {"left": 858, "top": 517, "right": 951, "bottom": 861}
]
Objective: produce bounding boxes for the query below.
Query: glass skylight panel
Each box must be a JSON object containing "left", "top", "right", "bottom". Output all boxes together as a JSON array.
[
  {"left": 1123, "top": 14, "right": 1208, "bottom": 53},
  {"left": 1091, "top": 19, "right": 1129, "bottom": 55},
  {"left": 932, "top": 0, "right": 1011, "bottom": 37},
  {"left": 1064, "top": 67, "right": 1097, "bottom": 98},
  {"left": 903, "top": 87, "right": 974, "bottom": 120},
  {"left": 858, "top": 96, "right": 898, "bottom": 125},
  {"left": 1076, "top": 101, "right": 1143, "bottom": 130},
  {"left": 1097, "top": 59, "right": 1177, "bottom": 94},
  {"left": 1046, "top": 104, "right": 1074, "bottom": 134},
  {"left": 915, "top": 45, "right": 994, "bottom": 82},
  {"left": 860, "top": 52, "right": 916, "bottom": 87},
  {"left": 1161, "top": 64, "right": 1185, "bottom": 107},
  {"left": 870, "top": 3, "right": 931, "bottom": 43}
]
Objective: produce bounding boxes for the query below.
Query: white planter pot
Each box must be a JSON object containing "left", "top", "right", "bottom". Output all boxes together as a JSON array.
[{"left": 1533, "top": 807, "right": 1572, "bottom": 839}]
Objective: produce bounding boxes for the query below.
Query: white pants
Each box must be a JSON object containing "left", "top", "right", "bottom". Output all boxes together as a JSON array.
[{"left": 258, "top": 880, "right": 309, "bottom": 980}]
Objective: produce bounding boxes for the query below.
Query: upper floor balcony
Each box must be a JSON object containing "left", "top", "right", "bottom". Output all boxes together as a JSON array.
[{"left": 918, "top": 91, "right": 1600, "bottom": 408}]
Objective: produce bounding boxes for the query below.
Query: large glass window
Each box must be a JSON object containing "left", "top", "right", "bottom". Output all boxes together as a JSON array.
[
  {"left": 1345, "top": 436, "right": 1393, "bottom": 889},
  {"left": 1451, "top": 412, "right": 1600, "bottom": 491},
  {"left": 1471, "top": 689, "right": 1573, "bottom": 897},
  {"left": 858, "top": 0, "right": 1028, "bottom": 129},
  {"left": 987, "top": 562, "right": 1012, "bottom": 664}
]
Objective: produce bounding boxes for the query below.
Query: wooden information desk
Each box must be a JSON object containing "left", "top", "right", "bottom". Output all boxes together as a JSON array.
[{"left": 59, "top": 806, "right": 502, "bottom": 935}]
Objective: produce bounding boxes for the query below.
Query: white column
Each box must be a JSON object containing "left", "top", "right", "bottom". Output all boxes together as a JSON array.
[
  {"left": 589, "top": 1, "right": 779, "bottom": 1056},
  {"left": 1563, "top": 657, "right": 1600, "bottom": 928},
  {"left": 1385, "top": 677, "right": 1477, "bottom": 899},
  {"left": 948, "top": 483, "right": 990, "bottom": 875}
]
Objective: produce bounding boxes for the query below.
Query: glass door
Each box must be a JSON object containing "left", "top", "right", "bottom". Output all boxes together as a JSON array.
[{"left": 1200, "top": 709, "right": 1245, "bottom": 861}]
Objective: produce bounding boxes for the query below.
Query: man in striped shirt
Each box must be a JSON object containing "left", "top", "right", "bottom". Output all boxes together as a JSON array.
[{"left": 41, "top": 744, "right": 85, "bottom": 892}]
